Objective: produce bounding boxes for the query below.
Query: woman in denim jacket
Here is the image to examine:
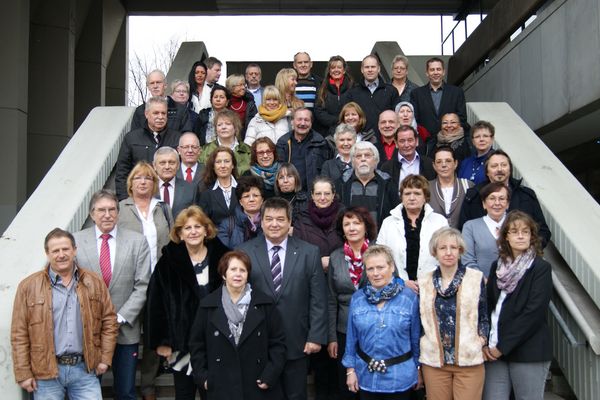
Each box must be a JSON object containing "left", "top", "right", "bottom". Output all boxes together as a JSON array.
[{"left": 342, "top": 245, "right": 422, "bottom": 400}]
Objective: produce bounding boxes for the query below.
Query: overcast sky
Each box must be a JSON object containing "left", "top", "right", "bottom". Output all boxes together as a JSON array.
[{"left": 128, "top": 14, "right": 483, "bottom": 62}]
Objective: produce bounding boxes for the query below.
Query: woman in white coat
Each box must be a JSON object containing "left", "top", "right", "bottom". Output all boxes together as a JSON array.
[
  {"left": 377, "top": 174, "right": 448, "bottom": 292},
  {"left": 244, "top": 85, "right": 290, "bottom": 146}
]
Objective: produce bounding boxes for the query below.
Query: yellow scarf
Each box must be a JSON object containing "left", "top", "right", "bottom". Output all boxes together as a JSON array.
[{"left": 259, "top": 104, "right": 288, "bottom": 123}]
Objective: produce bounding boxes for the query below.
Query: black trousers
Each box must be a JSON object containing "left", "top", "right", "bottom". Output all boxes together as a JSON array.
[
  {"left": 173, "top": 369, "right": 205, "bottom": 400},
  {"left": 359, "top": 389, "right": 411, "bottom": 400},
  {"left": 282, "top": 356, "right": 309, "bottom": 400}
]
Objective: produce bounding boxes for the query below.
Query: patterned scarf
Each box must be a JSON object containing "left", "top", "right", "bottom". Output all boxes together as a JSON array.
[
  {"left": 258, "top": 104, "right": 288, "bottom": 122},
  {"left": 433, "top": 264, "right": 466, "bottom": 298},
  {"left": 250, "top": 162, "right": 279, "bottom": 190},
  {"left": 222, "top": 283, "right": 252, "bottom": 345},
  {"left": 363, "top": 276, "right": 404, "bottom": 305},
  {"left": 344, "top": 239, "right": 369, "bottom": 288},
  {"left": 496, "top": 247, "right": 536, "bottom": 294}
]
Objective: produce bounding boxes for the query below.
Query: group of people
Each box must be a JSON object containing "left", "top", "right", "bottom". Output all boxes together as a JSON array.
[{"left": 10, "top": 50, "right": 554, "bottom": 400}]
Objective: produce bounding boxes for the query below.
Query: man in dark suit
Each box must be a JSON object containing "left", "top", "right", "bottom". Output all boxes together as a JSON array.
[
  {"left": 154, "top": 146, "right": 197, "bottom": 219},
  {"left": 176, "top": 132, "right": 204, "bottom": 189},
  {"left": 73, "top": 190, "right": 151, "bottom": 400},
  {"left": 237, "top": 197, "right": 328, "bottom": 400},
  {"left": 381, "top": 125, "right": 436, "bottom": 189},
  {"left": 410, "top": 57, "right": 468, "bottom": 139}
]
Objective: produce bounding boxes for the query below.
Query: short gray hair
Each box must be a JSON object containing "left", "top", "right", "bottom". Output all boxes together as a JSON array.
[
  {"left": 350, "top": 141, "right": 380, "bottom": 165},
  {"left": 170, "top": 79, "right": 189, "bottom": 94},
  {"left": 145, "top": 96, "right": 168, "bottom": 111},
  {"left": 146, "top": 69, "right": 166, "bottom": 84},
  {"left": 391, "top": 55, "right": 409, "bottom": 70},
  {"left": 333, "top": 124, "right": 357, "bottom": 142},
  {"left": 153, "top": 146, "right": 180, "bottom": 164}
]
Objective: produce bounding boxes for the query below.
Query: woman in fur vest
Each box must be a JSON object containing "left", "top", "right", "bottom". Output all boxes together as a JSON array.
[{"left": 418, "top": 227, "right": 489, "bottom": 399}]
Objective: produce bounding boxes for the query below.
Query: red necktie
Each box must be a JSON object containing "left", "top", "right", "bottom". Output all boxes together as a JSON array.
[
  {"left": 99, "top": 233, "right": 112, "bottom": 287},
  {"left": 163, "top": 182, "right": 171, "bottom": 206},
  {"left": 185, "top": 167, "right": 193, "bottom": 183}
]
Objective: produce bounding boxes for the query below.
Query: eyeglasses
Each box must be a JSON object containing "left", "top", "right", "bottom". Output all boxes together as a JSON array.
[
  {"left": 174, "top": 89, "right": 189, "bottom": 94},
  {"left": 507, "top": 228, "right": 531, "bottom": 236},
  {"left": 179, "top": 145, "right": 200, "bottom": 151},
  {"left": 94, "top": 207, "right": 118, "bottom": 215},
  {"left": 353, "top": 153, "right": 374, "bottom": 160},
  {"left": 256, "top": 150, "right": 273, "bottom": 157}
]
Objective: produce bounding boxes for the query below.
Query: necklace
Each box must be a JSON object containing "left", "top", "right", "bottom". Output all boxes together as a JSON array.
[{"left": 230, "top": 99, "right": 245, "bottom": 111}]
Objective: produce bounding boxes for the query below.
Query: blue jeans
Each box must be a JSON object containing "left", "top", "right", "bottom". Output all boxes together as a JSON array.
[
  {"left": 34, "top": 361, "right": 101, "bottom": 400},
  {"left": 112, "top": 343, "right": 139, "bottom": 400}
]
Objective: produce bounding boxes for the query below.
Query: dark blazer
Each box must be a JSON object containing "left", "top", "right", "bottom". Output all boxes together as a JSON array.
[
  {"left": 189, "top": 286, "right": 286, "bottom": 400},
  {"left": 197, "top": 185, "right": 239, "bottom": 226},
  {"left": 293, "top": 206, "right": 344, "bottom": 258},
  {"left": 342, "top": 77, "right": 400, "bottom": 131},
  {"left": 487, "top": 256, "right": 552, "bottom": 362},
  {"left": 176, "top": 162, "right": 204, "bottom": 189},
  {"left": 167, "top": 177, "right": 197, "bottom": 219},
  {"left": 410, "top": 83, "right": 468, "bottom": 137},
  {"left": 237, "top": 235, "right": 328, "bottom": 360},
  {"left": 380, "top": 149, "right": 437, "bottom": 188},
  {"left": 145, "top": 239, "right": 228, "bottom": 353},
  {"left": 458, "top": 177, "right": 551, "bottom": 247},
  {"left": 327, "top": 247, "right": 359, "bottom": 341}
]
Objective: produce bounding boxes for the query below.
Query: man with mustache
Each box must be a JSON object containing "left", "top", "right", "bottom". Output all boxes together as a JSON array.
[
  {"left": 115, "top": 96, "right": 182, "bottom": 200},
  {"left": 458, "top": 149, "right": 551, "bottom": 247},
  {"left": 336, "top": 141, "right": 398, "bottom": 228},
  {"left": 276, "top": 107, "right": 331, "bottom": 190}
]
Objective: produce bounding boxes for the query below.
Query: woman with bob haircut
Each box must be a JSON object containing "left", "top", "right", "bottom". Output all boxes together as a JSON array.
[
  {"left": 189, "top": 250, "right": 287, "bottom": 400},
  {"left": 327, "top": 207, "right": 378, "bottom": 399},
  {"left": 418, "top": 227, "right": 488, "bottom": 400},
  {"left": 483, "top": 211, "right": 552, "bottom": 400},
  {"left": 225, "top": 74, "right": 257, "bottom": 139},
  {"left": 145, "top": 205, "right": 229, "bottom": 399}
]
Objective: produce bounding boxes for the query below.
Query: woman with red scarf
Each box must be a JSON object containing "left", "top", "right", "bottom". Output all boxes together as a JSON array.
[
  {"left": 314, "top": 55, "right": 355, "bottom": 136},
  {"left": 327, "top": 207, "right": 378, "bottom": 400},
  {"left": 226, "top": 74, "right": 257, "bottom": 140}
]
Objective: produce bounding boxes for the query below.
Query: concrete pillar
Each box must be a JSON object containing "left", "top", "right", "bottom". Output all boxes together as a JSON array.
[
  {"left": 27, "top": 0, "right": 77, "bottom": 194},
  {"left": 0, "top": 0, "right": 29, "bottom": 234},
  {"left": 74, "top": 0, "right": 126, "bottom": 127},
  {"left": 106, "top": 16, "right": 127, "bottom": 106}
]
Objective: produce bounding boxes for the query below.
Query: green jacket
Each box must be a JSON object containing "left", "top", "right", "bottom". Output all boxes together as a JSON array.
[{"left": 198, "top": 140, "right": 251, "bottom": 176}]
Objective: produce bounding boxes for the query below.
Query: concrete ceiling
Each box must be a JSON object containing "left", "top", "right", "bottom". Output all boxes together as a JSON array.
[{"left": 123, "top": 0, "right": 501, "bottom": 16}]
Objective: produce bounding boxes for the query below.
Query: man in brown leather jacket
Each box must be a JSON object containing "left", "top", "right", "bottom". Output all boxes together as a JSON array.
[{"left": 11, "top": 228, "right": 118, "bottom": 398}]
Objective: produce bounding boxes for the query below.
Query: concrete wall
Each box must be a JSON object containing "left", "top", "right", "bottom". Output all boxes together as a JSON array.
[{"left": 462, "top": 0, "right": 600, "bottom": 151}]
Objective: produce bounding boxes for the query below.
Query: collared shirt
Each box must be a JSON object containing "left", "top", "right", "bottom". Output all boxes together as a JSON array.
[
  {"left": 381, "top": 136, "right": 396, "bottom": 161},
  {"left": 248, "top": 86, "right": 263, "bottom": 108},
  {"left": 217, "top": 137, "right": 239, "bottom": 151},
  {"left": 342, "top": 287, "right": 421, "bottom": 392},
  {"left": 483, "top": 214, "right": 506, "bottom": 239},
  {"left": 429, "top": 83, "right": 444, "bottom": 114},
  {"left": 365, "top": 78, "right": 379, "bottom": 94},
  {"left": 136, "top": 197, "right": 160, "bottom": 271},
  {"left": 183, "top": 162, "right": 198, "bottom": 181},
  {"left": 158, "top": 178, "right": 176, "bottom": 208},
  {"left": 94, "top": 225, "right": 117, "bottom": 271},
  {"left": 212, "top": 176, "right": 238, "bottom": 208},
  {"left": 266, "top": 237, "right": 288, "bottom": 276},
  {"left": 398, "top": 152, "right": 421, "bottom": 185},
  {"left": 49, "top": 266, "right": 83, "bottom": 356},
  {"left": 350, "top": 175, "right": 380, "bottom": 223}
]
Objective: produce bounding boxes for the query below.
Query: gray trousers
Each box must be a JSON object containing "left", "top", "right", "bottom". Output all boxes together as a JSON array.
[{"left": 483, "top": 360, "right": 550, "bottom": 400}]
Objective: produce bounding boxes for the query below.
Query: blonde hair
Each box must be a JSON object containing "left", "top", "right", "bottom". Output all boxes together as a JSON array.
[{"left": 275, "top": 68, "right": 303, "bottom": 110}]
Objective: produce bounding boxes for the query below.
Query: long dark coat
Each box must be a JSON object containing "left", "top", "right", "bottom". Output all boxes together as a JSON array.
[
  {"left": 189, "top": 286, "right": 287, "bottom": 400},
  {"left": 145, "top": 239, "right": 229, "bottom": 353}
]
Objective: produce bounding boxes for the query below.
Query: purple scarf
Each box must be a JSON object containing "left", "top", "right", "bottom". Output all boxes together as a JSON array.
[{"left": 496, "top": 247, "right": 536, "bottom": 294}]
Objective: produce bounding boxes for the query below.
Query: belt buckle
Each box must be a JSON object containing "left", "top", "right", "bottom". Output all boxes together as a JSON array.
[
  {"left": 58, "top": 354, "right": 81, "bottom": 366},
  {"left": 367, "top": 359, "right": 387, "bottom": 374}
]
